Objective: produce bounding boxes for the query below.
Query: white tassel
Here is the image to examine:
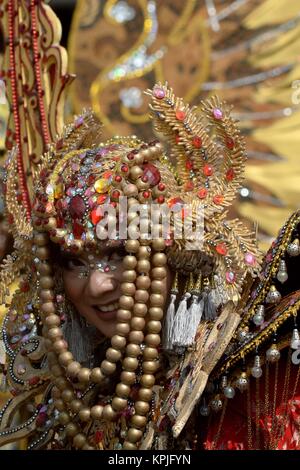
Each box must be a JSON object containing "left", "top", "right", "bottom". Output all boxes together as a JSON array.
[
  {"left": 182, "top": 295, "right": 204, "bottom": 347},
  {"left": 162, "top": 293, "right": 177, "bottom": 350},
  {"left": 171, "top": 292, "right": 191, "bottom": 348}
]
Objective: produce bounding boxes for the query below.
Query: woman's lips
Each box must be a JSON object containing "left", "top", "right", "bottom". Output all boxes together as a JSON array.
[{"left": 93, "top": 306, "right": 118, "bottom": 321}]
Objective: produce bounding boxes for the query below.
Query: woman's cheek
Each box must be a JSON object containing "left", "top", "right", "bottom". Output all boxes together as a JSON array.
[{"left": 63, "top": 271, "right": 83, "bottom": 305}]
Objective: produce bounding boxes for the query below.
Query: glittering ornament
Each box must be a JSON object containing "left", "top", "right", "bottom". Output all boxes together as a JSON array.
[
  {"left": 213, "top": 108, "right": 223, "bottom": 120},
  {"left": 235, "top": 372, "right": 248, "bottom": 392},
  {"left": 286, "top": 238, "right": 300, "bottom": 257},
  {"left": 216, "top": 243, "right": 227, "bottom": 256},
  {"left": 69, "top": 195, "right": 86, "bottom": 219},
  {"left": 223, "top": 386, "right": 235, "bottom": 399},
  {"left": 266, "top": 285, "right": 281, "bottom": 304},
  {"left": 266, "top": 344, "right": 280, "bottom": 363}
]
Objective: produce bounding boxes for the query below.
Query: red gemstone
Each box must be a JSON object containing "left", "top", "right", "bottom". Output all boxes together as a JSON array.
[
  {"left": 158, "top": 183, "right": 165, "bottom": 191},
  {"left": 216, "top": 243, "right": 227, "bottom": 256},
  {"left": 73, "top": 221, "right": 85, "bottom": 239},
  {"left": 203, "top": 164, "right": 213, "bottom": 177},
  {"left": 36, "top": 412, "right": 48, "bottom": 428},
  {"left": 175, "top": 109, "right": 186, "bottom": 121},
  {"left": 192, "top": 136, "right": 202, "bottom": 148},
  {"left": 213, "top": 195, "right": 224, "bottom": 205},
  {"left": 121, "top": 164, "right": 128, "bottom": 173},
  {"left": 56, "top": 139, "right": 64, "bottom": 151},
  {"left": 175, "top": 133, "right": 180, "bottom": 144},
  {"left": 115, "top": 175, "right": 122, "bottom": 183},
  {"left": 185, "top": 160, "right": 193, "bottom": 170},
  {"left": 143, "top": 190, "right": 151, "bottom": 199},
  {"left": 90, "top": 207, "right": 103, "bottom": 225},
  {"left": 94, "top": 431, "right": 104, "bottom": 444},
  {"left": 197, "top": 188, "right": 207, "bottom": 199},
  {"left": 8, "top": 213, "right": 14, "bottom": 224},
  {"left": 226, "top": 168, "right": 235, "bottom": 181},
  {"left": 185, "top": 181, "right": 194, "bottom": 191},
  {"left": 111, "top": 190, "right": 120, "bottom": 200},
  {"left": 28, "top": 376, "right": 40, "bottom": 386},
  {"left": 127, "top": 152, "right": 135, "bottom": 160},
  {"left": 97, "top": 195, "right": 107, "bottom": 205},
  {"left": 225, "top": 136, "right": 235, "bottom": 150},
  {"left": 69, "top": 195, "right": 86, "bottom": 219},
  {"left": 143, "top": 163, "right": 161, "bottom": 186},
  {"left": 88, "top": 174, "right": 96, "bottom": 185},
  {"left": 157, "top": 195, "right": 165, "bottom": 203}
]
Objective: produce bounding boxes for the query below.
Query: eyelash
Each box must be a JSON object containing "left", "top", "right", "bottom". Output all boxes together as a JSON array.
[{"left": 62, "top": 247, "right": 126, "bottom": 270}]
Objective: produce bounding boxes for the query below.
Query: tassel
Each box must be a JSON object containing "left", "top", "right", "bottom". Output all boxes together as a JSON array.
[
  {"left": 180, "top": 274, "right": 204, "bottom": 347},
  {"left": 162, "top": 272, "right": 179, "bottom": 351},
  {"left": 171, "top": 275, "right": 192, "bottom": 349}
]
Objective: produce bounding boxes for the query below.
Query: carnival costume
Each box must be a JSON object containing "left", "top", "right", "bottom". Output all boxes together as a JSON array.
[{"left": 0, "top": 82, "right": 261, "bottom": 450}]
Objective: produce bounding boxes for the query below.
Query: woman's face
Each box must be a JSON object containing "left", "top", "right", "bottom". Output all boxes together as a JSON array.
[{"left": 61, "top": 243, "right": 171, "bottom": 339}]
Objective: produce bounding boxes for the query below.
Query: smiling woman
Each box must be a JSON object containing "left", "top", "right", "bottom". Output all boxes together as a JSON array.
[{"left": 0, "top": 83, "right": 260, "bottom": 450}]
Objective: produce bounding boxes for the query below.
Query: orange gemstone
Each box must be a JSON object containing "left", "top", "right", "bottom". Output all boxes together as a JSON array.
[
  {"left": 197, "top": 188, "right": 207, "bottom": 199},
  {"left": 184, "top": 181, "right": 194, "bottom": 191},
  {"left": 213, "top": 195, "right": 224, "bottom": 205},
  {"left": 97, "top": 195, "right": 107, "bottom": 204},
  {"left": 192, "top": 136, "right": 202, "bottom": 148},
  {"left": 176, "top": 109, "right": 186, "bottom": 121},
  {"left": 90, "top": 207, "right": 103, "bottom": 225},
  {"left": 216, "top": 243, "right": 227, "bottom": 256},
  {"left": 185, "top": 160, "right": 193, "bottom": 170},
  {"left": 203, "top": 164, "right": 213, "bottom": 177}
]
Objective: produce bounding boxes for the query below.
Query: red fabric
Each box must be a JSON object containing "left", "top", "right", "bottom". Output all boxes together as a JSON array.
[{"left": 203, "top": 361, "right": 300, "bottom": 450}]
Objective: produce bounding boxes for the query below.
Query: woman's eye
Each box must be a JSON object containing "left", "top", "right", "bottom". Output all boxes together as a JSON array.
[{"left": 64, "top": 258, "right": 86, "bottom": 270}]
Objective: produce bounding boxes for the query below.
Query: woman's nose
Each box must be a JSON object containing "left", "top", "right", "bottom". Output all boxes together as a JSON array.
[{"left": 85, "top": 270, "right": 118, "bottom": 298}]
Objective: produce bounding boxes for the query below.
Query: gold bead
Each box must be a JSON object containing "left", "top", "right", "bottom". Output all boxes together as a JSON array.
[
  {"left": 143, "top": 361, "right": 158, "bottom": 374},
  {"left": 58, "top": 411, "right": 70, "bottom": 425},
  {"left": 136, "top": 275, "right": 151, "bottom": 290},
  {"left": 40, "top": 276, "right": 54, "bottom": 289},
  {"left": 145, "top": 334, "right": 161, "bottom": 347},
  {"left": 73, "top": 433, "right": 87, "bottom": 449},
  {"left": 119, "top": 295, "right": 134, "bottom": 309},
  {"left": 112, "top": 396, "right": 127, "bottom": 411},
  {"left": 128, "top": 330, "right": 144, "bottom": 344},
  {"left": 123, "top": 183, "right": 138, "bottom": 197},
  {"left": 148, "top": 307, "right": 163, "bottom": 320},
  {"left": 123, "top": 441, "right": 137, "bottom": 450},
  {"left": 135, "top": 401, "right": 150, "bottom": 415},
  {"left": 126, "top": 343, "right": 141, "bottom": 357},
  {"left": 36, "top": 246, "right": 50, "bottom": 260},
  {"left": 147, "top": 320, "right": 162, "bottom": 334},
  {"left": 91, "top": 405, "right": 104, "bottom": 420},
  {"left": 53, "top": 399, "right": 64, "bottom": 411},
  {"left": 58, "top": 351, "right": 73, "bottom": 367},
  {"left": 65, "top": 423, "right": 79, "bottom": 437},
  {"left": 116, "top": 383, "right": 131, "bottom": 398},
  {"left": 120, "top": 371, "right": 136, "bottom": 385},
  {"left": 138, "top": 246, "right": 151, "bottom": 259},
  {"left": 33, "top": 233, "right": 49, "bottom": 246},
  {"left": 67, "top": 361, "right": 81, "bottom": 377},
  {"left": 137, "top": 259, "right": 150, "bottom": 273},
  {"left": 101, "top": 360, "right": 116, "bottom": 375},
  {"left": 152, "top": 253, "right": 167, "bottom": 267},
  {"left": 125, "top": 239, "right": 140, "bottom": 253},
  {"left": 78, "top": 368, "right": 91, "bottom": 383},
  {"left": 143, "top": 347, "right": 159, "bottom": 360},
  {"left": 45, "top": 314, "right": 60, "bottom": 327},
  {"left": 70, "top": 399, "right": 82, "bottom": 413},
  {"left": 51, "top": 364, "right": 64, "bottom": 377},
  {"left": 111, "top": 335, "right": 127, "bottom": 350},
  {"left": 78, "top": 407, "right": 91, "bottom": 422},
  {"left": 152, "top": 238, "right": 165, "bottom": 251},
  {"left": 106, "top": 347, "right": 122, "bottom": 363},
  {"left": 127, "top": 428, "right": 143, "bottom": 443},
  {"left": 121, "top": 282, "right": 136, "bottom": 296},
  {"left": 123, "top": 357, "right": 138, "bottom": 371},
  {"left": 55, "top": 377, "right": 68, "bottom": 390},
  {"left": 122, "top": 270, "right": 137, "bottom": 282},
  {"left": 130, "top": 166, "right": 143, "bottom": 180},
  {"left": 52, "top": 339, "right": 67, "bottom": 354},
  {"left": 61, "top": 389, "right": 74, "bottom": 403},
  {"left": 123, "top": 255, "right": 137, "bottom": 270},
  {"left": 39, "top": 263, "right": 52, "bottom": 276},
  {"left": 102, "top": 404, "right": 117, "bottom": 421},
  {"left": 116, "top": 322, "right": 131, "bottom": 335},
  {"left": 140, "top": 374, "right": 156, "bottom": 388},
  {"left": 138, "top": 386, "right": 153, "bottom": 401},
  {"left": 149, "top": 293, "right": 164, "bottom": 307},
  {"left": 151, "top": 267, "right": 166, "bottom": 280},
  {"left": 40, "top": 289, "right": 55, "bottom": 301},
  {"left": 150, "top": 280, "right": 164, "bottom": 293},
  {"left": 47, "top": 327, "right": 63, "bottom": 340},
  {"left": 117, "top": 309, "right": 132, "bottom": 322},
  {"left": 41, "top": 302, "right": 56, "bottom": 315},
  {"left": 90, "top": 367, "right": 105, "bottom": 383},
  {"left": 134, "top": 290, "right": 149, "bottom": 303},
  {"left": 131, "top": 317, "right": 145, "bottom": 330},
  {"left": 131, "top": 415, "right": 147, "bottom": 429},
  {"left": 133, "top": 303, "right": 148, "bottom": 317}
]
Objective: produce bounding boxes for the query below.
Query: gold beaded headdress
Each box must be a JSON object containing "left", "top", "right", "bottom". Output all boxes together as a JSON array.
[{"left": 0, "top": 83, "right": 261, "bottom": 449}]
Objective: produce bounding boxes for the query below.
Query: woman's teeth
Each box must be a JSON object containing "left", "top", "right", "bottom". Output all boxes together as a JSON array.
[{"left": 96, "top": 302, "right": 118, "bottom": 312}]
